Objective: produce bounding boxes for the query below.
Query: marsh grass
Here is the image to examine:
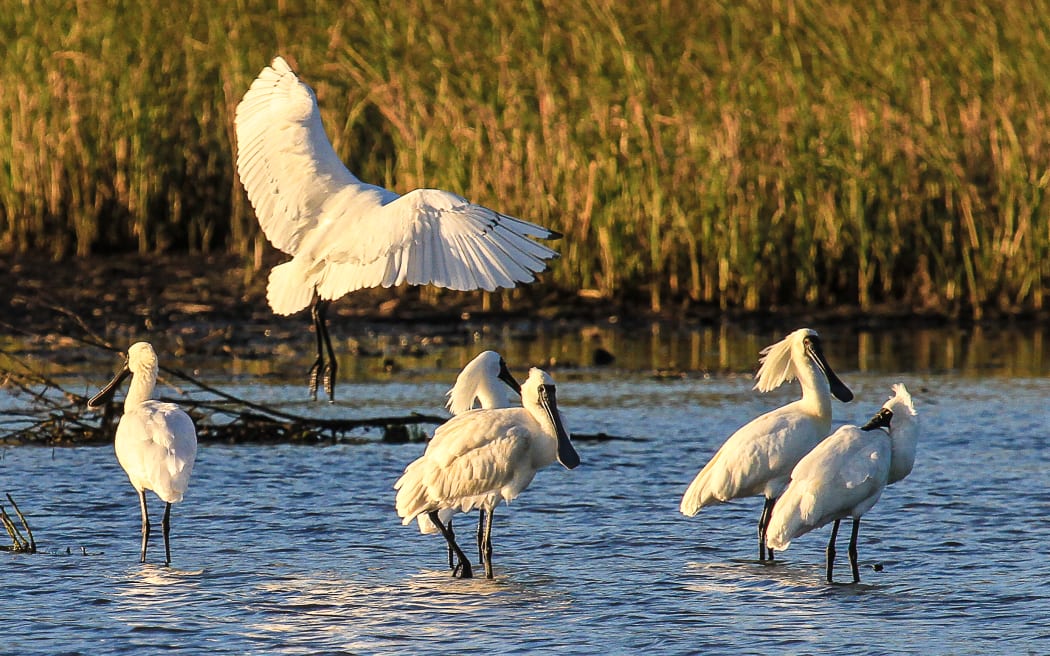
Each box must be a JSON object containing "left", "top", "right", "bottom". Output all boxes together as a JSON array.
[{"left": 1, "top": 0, "right": 1047, "bottom": 317}]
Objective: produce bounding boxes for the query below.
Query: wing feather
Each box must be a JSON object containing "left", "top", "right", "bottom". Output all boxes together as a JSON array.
[{"left": 235, "top": 56, "right": 388, "bottom": 255}]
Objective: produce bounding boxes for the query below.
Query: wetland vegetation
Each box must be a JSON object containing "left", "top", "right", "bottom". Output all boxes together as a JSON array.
[{"left": 1, "top": 1, "right": 1047, "bottom": 320}]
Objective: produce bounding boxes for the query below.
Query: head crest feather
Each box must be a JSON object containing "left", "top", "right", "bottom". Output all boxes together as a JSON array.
[{"left": 752, "top": 329, "right": 815, "bottom": 393}]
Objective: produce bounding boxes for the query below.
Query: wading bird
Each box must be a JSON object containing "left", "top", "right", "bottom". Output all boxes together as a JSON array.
[
  {"left": 419, "top": 351, "right": 522, "bottom": 566},
  {"left": 680, "top": 328, "right": 854, "bottom": 561},
  {"left": 234, "top": 56, "right": 560, "bottom": 401},
  {"left": 765, "top": 384, "right": 919, "bottom": 583},
  {"left": 88, "top": 342, "right": 197, "bottom": 565},
  {"left": 395, "top": 368, "right": 579, "bottom": 578}
]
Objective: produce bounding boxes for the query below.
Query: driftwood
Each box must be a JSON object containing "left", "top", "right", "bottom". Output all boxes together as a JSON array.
[
  {"left": 0, "top": 360, "right": 447, "bottom": 446},
  {"left": 1, "top": 354, "right": 638, "bottom": 446},
  {"left": 0, "top": 298, "right": 639, "bottom": 446}
]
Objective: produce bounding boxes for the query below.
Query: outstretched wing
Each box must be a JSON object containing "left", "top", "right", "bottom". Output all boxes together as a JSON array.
[
  {"left": 235, "top": 56, "right": 393, "bottom": 255},
  {"left": 307, "top": 187, "right": 559, "bottom": 302}
]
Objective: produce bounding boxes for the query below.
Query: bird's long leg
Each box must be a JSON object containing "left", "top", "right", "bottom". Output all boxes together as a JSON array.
[
  {"left": 137, "top": 490, "right": 150, "bottom": 564},
  {"left": 308, "top": 299, "right": 325, "bottom": 401},
  {"left": 826, "top": 519, "right": 841, "bottom": 583},
  {"left": 446, "top": 517, "right": 455, "bottom": 570},
  {"left": 318, "top": 300, "right": 337, "bottom": 401},
  {"left": 475, "top": 509, "right": 486, "bottom": 563},
  {"left": 308, "top": 299, "right": 337, "bottom": 401},
  {"left": 162, "top": 502, "right": 172, "bottom": 566},
  {"left": 480, "top": 508, "right": 495, "bottom": 579},
  {"left": 428, "top": 511, "right": 472, "bottom": 579},
  {"left": 758, "top": 497, "right": 777, "bottom": 562},
  {"left": 848, "top": 517, "right": 861, "bottom": 584}
]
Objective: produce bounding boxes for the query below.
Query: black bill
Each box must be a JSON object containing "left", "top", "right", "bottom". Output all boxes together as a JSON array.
[
  {"left": 805, "top": 336, "right": 853, "bottom": 402},
  {"left": 87, "top": 360, "right": 131, "bottom": 410},
  {"left": 861, "top": 408, "right": 893, "bottom": 431},
  {"left": 539, "top": 384, "right": 580, "bottom": 470},
  {"left": 497, "top": 358, "right": 522, "bottom": 396}
]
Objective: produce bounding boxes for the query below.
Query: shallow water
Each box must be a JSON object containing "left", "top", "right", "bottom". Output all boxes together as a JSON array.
[{"left": 3, "top": 353, "right": 1050, "bottom": 655}]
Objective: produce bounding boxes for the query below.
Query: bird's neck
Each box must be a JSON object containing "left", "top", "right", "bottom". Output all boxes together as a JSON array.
[
  {"left": 123, "top": 375, "right": 155, "bottom": 410},
  {"left": 796, "top": 361, "right": 833, "bottom": 422},
  {"left": 887, "top": 420, "right": 919, "bottom": 484}
]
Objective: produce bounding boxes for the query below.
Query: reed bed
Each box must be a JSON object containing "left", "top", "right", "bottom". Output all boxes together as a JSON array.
[{"left": 1, "top": 0, "right": 1047, "bottom": 317}]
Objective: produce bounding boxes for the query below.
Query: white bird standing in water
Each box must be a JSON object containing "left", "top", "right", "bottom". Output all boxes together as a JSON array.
[
  {"left": 234, "top": 56, "right": 561, "bottom": 401},
  {"left": 680, "top": 328, "right": 854, "bottom": 561},
  {"left": 766, "top": 384, "right": 919, "bottom": 583},
  {"left": 417, "top": 351, "right": 521, "bottom": 564},
  {"left": 88, "top": 342, "right": 197, "bottom": 565},
  {"left": 395, "top": 367, "right": 580, "bottom": 579}
]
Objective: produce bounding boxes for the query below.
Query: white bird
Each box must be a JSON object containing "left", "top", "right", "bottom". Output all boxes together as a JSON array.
[
  {"left": 766, "top": 384, "right": 919, "bottom": 583},
  {"left": 88, "top": 342, "right": 197, "bottom": 565},
  {"left": 418, "top": 351, "right": 522, "bottom": 565},
  {"left": 395, "top": 367, "right": 580, "bottom": 578},
  {"left": 234, "top": 56, "right": 561, "bottom": 401},
  {"left": 680, "top": 328, "right": 854, "bottom": 561}
]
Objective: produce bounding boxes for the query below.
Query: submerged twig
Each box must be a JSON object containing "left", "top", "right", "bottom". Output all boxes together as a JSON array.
[
  {"left": 0, "top": 503, "right": 31, "bottom": 553},
  {"left": 6, "top": 494, "right": 35, "bottom": 552}
]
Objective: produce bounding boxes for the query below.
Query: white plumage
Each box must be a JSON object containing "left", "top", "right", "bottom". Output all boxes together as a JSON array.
[
  {"left": 395, "top": 368, "right": 579, "bottom": 578},
  {"left": 679, "top": 328, "right": 853, "bottom": 560},
  {"left": 88, "top": 342, "right": 197, "bottom": 565},
  {"left": 765, "top": 384, "right": 919, "bottom": 583},
  {"left": 234, "top": 56, "right": 561, "bottom": 400}
]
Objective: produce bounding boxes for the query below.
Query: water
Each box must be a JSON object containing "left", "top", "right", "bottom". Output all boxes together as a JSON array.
[{"left": 2, "top": 331, "right": 1050, "bottom": 654}]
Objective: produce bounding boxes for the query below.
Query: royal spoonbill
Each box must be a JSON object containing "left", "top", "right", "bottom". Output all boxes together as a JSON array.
[
  {"left": 88, "top": 342, "right": 197, "bottom": 565},
  {"left": 765, "top": 384, "right": 919, "bottom": 583},
  {"left": 234, "top": 56, "right": 561, "bottom": 401},
  {"left": 419, "top": 350, "right": 522, "bottom": 566},
  {"left": 679, "top": 328, "right": 853, "bottom": 561},
  {"left": 395, "top": 367, "right": 580, "bottom": 578}
]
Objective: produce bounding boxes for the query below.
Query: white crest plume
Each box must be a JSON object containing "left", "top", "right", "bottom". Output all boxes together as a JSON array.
[
  {"left": 752, "top": 329, "right": 815, "bottom": 393},
  {"left": 886, "top": 383, "right": 917, "bottom": 417}
]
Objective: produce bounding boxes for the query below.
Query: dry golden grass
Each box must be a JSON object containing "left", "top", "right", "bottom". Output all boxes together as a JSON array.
[{"left": 1, "top": 0, "right": 1047, "bottom": 317}]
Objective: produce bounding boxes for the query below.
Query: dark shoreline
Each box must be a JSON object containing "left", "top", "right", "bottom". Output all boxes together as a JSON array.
[{"left": 6, "top": 253, "right": 1043, "bottom": 330}]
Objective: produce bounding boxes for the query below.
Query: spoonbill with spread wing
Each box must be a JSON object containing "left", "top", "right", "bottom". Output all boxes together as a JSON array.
[
  {"left": 395, "top": 367, "right": 579, "bottom": 578},
  {"left": 680, "top": 328, "right": 853, "bottom": 561},
  {"left": 235, "top": 56, "right": 560, "bottom": 401},
  {"left": 766, "top": 384, "right": 919, "bottom": 583},
  {"left": 88, "top": 342, "right": 197, "bottom": 565}
]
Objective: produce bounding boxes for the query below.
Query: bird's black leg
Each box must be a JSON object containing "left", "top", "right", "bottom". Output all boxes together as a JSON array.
[
  {"left": 758, "top": 497, "right": 776, "bottom": 561},
  {"left": 308, "top": 299, "right": 325, "bottom": 401},
  {"left": 138, "top": 490, "right": 150, "bottom": 564},
  {"left": 480, "top": 508, "right": 495, "bottom": 579},
  {"left": 162, "top": 502, "right": 172, "bottom": 566},
  {"left": 318, "top": 300, "right": 337, "bottom": 401},
  {"left": 428, "top": 511, "right": 472, "bottom": 579},
  {"left": 446, "top": 517, "right": 455, "bottom": 569},
  {"left": 826, "top": 518, "right": 841, "bottom": 583},
  {"left": 475, "top": 509, "right": 486, "bottom": 563},
  {"left": 309, "top": 299, "right": 337, "bottom": 401},
  {"left": 848, "top": 517, "right": 861, "bottom": 584}
]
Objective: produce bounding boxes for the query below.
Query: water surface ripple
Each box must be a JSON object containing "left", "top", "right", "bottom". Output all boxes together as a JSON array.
[{"left": 3, "top": 374, "right": 1049, "bottom": 654}]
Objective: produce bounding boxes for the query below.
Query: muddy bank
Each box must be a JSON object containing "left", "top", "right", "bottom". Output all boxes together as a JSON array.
[{"left": 2, "top": 253, "right": 987, "bottom": 358}]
